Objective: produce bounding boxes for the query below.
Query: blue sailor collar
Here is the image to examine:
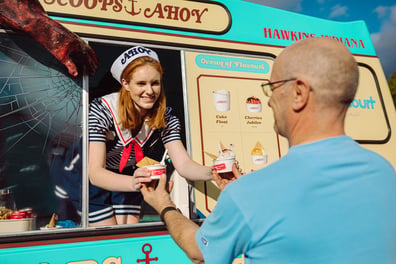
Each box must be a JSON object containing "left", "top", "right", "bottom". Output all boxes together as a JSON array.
[{"left": 101, "top": 92, "right": 154, "bottom": 147}]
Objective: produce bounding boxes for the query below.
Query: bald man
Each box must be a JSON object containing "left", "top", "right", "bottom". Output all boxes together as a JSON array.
[{"left": 142, "top": 38, "right": 396, "bottom": 264}]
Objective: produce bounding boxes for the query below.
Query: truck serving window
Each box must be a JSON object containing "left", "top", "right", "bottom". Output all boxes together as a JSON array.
[{"left": 0, "top": 34, "right": 186, "bottom": 233}]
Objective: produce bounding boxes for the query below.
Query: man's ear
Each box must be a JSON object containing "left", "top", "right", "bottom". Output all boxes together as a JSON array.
[{"left": 291, "top": 78, "right": 310, "bottom": 112}]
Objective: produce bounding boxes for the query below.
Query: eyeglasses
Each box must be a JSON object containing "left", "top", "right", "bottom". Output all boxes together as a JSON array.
[{"left": 261, "top": 78, "right": 297, "bottom": 97}]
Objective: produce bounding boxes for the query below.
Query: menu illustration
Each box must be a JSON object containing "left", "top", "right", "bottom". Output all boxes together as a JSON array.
[
  {"left": 246, "top": 96, "right": 262, "bottom": 112},
  {"left": 212, "top": 89, "right": 230, "bottom": 112},
  {"left": 197, "top": 75, "right": 279, "bottom": 171}
]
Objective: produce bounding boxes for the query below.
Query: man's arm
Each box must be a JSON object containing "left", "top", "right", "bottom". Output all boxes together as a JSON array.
[
  {"left": 162, "top": 208, "right": 204, "bottom": 264},
  {"left": 141, "top": 174, "right": 205, "bottom": 264}
]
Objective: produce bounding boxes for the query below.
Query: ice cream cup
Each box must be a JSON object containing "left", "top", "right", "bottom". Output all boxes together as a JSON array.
[
  {"left": 213, "top": 156, "right": 235, "bottom": 173},
  {"left": 213, "top": 156, "right": 235, "bottom": 180},
  {"left": 145, "top": 164, "right": 166, "bottom": 180}
]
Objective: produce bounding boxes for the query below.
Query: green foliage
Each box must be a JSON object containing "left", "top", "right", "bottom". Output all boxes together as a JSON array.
[{"left": 389, "top": 73, "right": 396, "bottom": 109}]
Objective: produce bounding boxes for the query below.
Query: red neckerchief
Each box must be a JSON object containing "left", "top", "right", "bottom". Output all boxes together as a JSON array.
[{"left": 119, "top": 139, "right": 143, "bottom": 172}]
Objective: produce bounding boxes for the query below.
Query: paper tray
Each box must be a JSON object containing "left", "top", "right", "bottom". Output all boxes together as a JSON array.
[{"left": 0, "top": 217, "right": 36, "bottom": 233}]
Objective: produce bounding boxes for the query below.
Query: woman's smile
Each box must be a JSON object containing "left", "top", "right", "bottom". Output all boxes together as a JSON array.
[{"left": 122, "top": 64, "right": 161, "bottom": 115}]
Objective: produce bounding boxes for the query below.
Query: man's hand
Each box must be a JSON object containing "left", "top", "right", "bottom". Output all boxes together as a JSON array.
[
  {"left": 212, "top": 162, "right": 243, "bottom": 190},
  {"left": 141, "top": 174, "right": 175, "bottom": 214}
]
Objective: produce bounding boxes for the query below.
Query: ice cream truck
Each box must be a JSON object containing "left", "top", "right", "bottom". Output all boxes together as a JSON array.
[{"left": 0, "top": 0, "right": 395, "bottom": 263}]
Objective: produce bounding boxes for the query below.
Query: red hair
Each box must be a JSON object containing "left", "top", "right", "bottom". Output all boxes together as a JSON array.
[{"left": 118, "top": 56, "right": 166, "bottom": 130}]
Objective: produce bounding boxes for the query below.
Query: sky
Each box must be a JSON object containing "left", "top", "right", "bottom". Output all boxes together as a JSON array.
[{"left": 243, "top": 0, "right": 396, "bottom": 79}]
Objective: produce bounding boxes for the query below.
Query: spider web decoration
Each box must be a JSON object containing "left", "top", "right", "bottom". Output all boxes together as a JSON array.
[
  {"left": 0, "top": 33, "right": 83, "bottom": 157},
  {"left": 0, "top": 33, "right": 84, "bottom": 214}
]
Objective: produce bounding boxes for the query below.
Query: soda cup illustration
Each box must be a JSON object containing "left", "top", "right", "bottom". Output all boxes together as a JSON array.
[{"left": 213, "top": 89, "right": 230, "bottom": 112}]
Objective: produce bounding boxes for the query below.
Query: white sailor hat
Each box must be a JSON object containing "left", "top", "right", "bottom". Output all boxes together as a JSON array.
[{"left": 110, "top": 46, "right": 160, "bottom": 83}]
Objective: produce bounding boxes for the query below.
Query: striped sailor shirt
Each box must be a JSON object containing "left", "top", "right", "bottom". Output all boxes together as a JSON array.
[{"left": 89, "top": 92, "right": 181, "bottom": 171}]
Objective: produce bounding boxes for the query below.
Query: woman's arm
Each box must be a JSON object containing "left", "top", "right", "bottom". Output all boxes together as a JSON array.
[
  {"left": 88, "top": 141, "right": 151, "bottom": 191},
  {"left": 165, "top": 140, "right": 212, "bottom": 181}
]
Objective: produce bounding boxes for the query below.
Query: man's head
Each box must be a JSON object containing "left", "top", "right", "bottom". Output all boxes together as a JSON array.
[{"left": 267, "top": 37, "right": 359, "bottom": 143}]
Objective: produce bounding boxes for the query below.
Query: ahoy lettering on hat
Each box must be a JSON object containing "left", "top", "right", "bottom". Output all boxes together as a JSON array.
[{"left": 111, "top": 46, "right": 160, "bottom": 83}]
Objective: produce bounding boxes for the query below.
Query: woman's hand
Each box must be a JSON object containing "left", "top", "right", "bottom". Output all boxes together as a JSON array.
[{"left": 132, "top": 167, "right": 153, "bottom": 191}]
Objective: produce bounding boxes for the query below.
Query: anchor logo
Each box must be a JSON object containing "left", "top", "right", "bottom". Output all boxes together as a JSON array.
[{"left": 136, "top": 243, "right": 158, "bottom": 264}]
